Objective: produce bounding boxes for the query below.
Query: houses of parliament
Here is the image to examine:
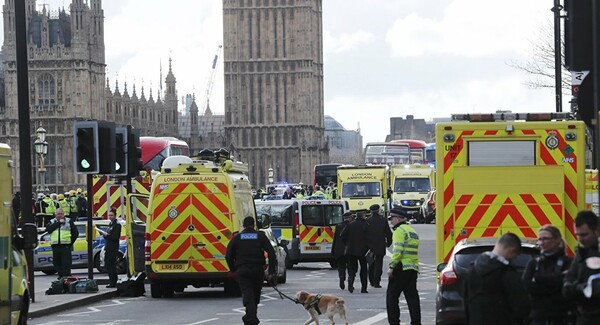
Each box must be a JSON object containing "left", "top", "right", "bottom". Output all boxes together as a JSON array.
[{"left": 0, "top": 0, "right": 332, "bottom": 192}]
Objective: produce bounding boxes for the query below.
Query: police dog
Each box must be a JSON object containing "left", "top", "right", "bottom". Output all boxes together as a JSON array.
[{"left": 295, "top": 290, "right": 348, "bottom": 325}]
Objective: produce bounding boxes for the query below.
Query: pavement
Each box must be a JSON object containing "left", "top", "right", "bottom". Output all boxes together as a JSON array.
[{"left": 28, "top": 270, "right": 121, "bottom": 319}]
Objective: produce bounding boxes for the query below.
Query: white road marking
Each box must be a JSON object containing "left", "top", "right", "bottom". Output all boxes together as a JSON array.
[
  {"left": 353, "top": 312, "right": 388, "bottom": 325},
  {"left": 186, "top": 318, "right": 219, "bottom": 325},
  {"left": 59, "top": 299, "right": 126, "bottom": 316}
]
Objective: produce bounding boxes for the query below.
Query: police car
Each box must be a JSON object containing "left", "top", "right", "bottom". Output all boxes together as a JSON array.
[{"left": 34, "top": 220, "right": 127, "bottom": 274}]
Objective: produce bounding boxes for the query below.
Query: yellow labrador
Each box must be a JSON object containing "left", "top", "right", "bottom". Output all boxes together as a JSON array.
[{"left": 295, "top": 290, "right": 348, "bottom": 325}]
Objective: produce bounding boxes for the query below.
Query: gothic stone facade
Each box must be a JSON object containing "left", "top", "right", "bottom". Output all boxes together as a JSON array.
[
  {"left": 0, "top": 0, "right": 178, "bottom": 194},
  {"left": 223, "top": 0, "right": 328, "bottom": 188}
]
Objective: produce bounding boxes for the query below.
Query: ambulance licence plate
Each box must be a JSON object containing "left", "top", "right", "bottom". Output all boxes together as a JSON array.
[
  {"left": 304, "top": 246, "right": 321, "bottom": 251},
  {"left": 158, "top": 264, "right": 185, "bottom": 271}
]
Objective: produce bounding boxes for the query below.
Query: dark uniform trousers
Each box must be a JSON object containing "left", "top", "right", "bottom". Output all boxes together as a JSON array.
[
  {"left": 336, "top": 255, "right": 348, "bottom": 281},
  {"left": 368, "top": 254, "right": 384, "bottom": 286},
  {"left": 347, "top": 255, "right": 368, "bottom": 290},
  {"left": 386, "top": 269, "right": 421, "bottom": 325},
  {"left": 236, "top": 264, "right": 264, "bottom": 325},
  {"left": 105, "top": 250, "right": 118, "bottom": 286},
  {"left": 51, "top": 244, "right": 73, "bottom": 278}
]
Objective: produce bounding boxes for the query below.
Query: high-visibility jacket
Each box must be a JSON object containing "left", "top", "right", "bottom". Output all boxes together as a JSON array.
[
  {"left": 69, "top": 197, "right": 78, "bottom": 213},
  {"left": 42, "top": 197, "right": 57, "bottom": 214},
  {"left": 50, "top": 218, "right": 73, "bottom": 245},
  {"left": 324, "top": 187, "right": 333, "bottom": 199},
  {"left": 59, "top": 199, "right": 71, "bottom": 216},
  {"left": 389, "top": 223, "right": 419, "bottom": 272}
]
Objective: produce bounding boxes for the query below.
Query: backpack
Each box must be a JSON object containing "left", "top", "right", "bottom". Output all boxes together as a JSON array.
[
  {"left": 45, "top": 279, "right": 66, "bottom": 295},
  {"left": 117, "top": 273, "right": 146, "bottom": 297},
  {"left": 69, "top": 279, "right": 99, "bottom": 293}
]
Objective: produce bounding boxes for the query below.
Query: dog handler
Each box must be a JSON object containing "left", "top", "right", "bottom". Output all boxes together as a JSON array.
[
  {"left": 386, "top": 208, "right": 421, "bottom": 325},
  {"left": 226, "top": 216, "right": 277, "bottom": 325}
]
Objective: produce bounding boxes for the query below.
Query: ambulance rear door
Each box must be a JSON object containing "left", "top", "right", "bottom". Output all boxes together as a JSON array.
[
  {"left": 0, "top": 209, "right": 10, "bottom": 324},
  {"left": 126, "top": 194, "right": 149, "bottom": 276},
  {"left": 149, "top": 175, "right": 233, "bottom": 274},
  {"left": 298, "top": 200, "right": 345, "bottom": 254}
]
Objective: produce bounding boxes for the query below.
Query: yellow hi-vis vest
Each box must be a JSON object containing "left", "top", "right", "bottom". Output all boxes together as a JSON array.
[
  {"left": 389, "top": 223, "right": 419, "bottom": 272},
  {"left": 50, "top": 218, "right": 73, "bottom": 245},
  {"left": 59, "top": 199, "right": 71, "bottom": 216},
  {"left": 43, "top": 197, "right": 56, "bottom": 214}
]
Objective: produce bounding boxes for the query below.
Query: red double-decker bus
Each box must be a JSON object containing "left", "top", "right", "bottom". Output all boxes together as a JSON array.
[{"left": 140, "top": 137, "right": 189, "bottom": 171}]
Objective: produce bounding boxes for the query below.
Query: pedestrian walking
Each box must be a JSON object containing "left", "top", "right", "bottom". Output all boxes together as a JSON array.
[
  {"left": 225, "top": 216, "right": 276, "bottom": 325},
  {"left": 45, "top": 208, "right": 79, "bottom": 279},
  {"left": 366, "top": 204, "right": 392, "bottom": 288},
  {"left": 386, "top": 208, "right": 421, "bottom": 325},
  {"left": 341, "top": 209, "right": 369, "bottom": 293},
  {"left": 522, "top": 224, "right": 574, "bottom": 325},
  {"left": 98, "top": 208, "right": 122, "bottom": 288},
  {"left": 463, "top": 232, "right": 530, "bottom": 325},
  {"left": 332, "top": 211, "right": 353, "bottom": 290},
  {"left": 563, "top": 210, "right": 600, "bottom": 325}
]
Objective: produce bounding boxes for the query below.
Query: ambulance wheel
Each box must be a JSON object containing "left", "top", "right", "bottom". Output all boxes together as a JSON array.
[
  {"left": 150, "top": 281, "right": 163, "bottom": 298},
  {"left": 285, "top": 257, "right": 294, "bottom": 269},
  {"left": 224, "top": 279, "right": 242, "bottom": 297},
  {"left": 41, "top": 270, "right": 57, "bottom": 275},
  {"left": 162, "top": 283, "right": 175, "bottom": 298},
  {"left": 17, "top": 292, "right": 29, "bottom": 325},
  {"left": 94, "top": 254, "right": 106, "bottom": 273},
  {"left": 277, "top": 268, "right": 287, "bottom": 284}
]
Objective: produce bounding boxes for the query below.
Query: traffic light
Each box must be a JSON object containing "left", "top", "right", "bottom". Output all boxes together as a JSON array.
[
  {"left": 564, "top": 0, "right": 594, "bottom": 71},
  {"left": 97, "top": 121, "right": 116, "bottom": 174},
  {"left": 127, "top": 127, "right": 143, "bottom": 177},
  {"left": 114, "top": 128, "right": 128, "bottom": 176},
  {"left": 73, "top": 121, "right": 99, "bottom": 174}
]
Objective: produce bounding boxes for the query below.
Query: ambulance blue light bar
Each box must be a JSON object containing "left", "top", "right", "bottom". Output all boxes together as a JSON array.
[{"left": 451, "top": 112, "right": 573, "bottom": 122}]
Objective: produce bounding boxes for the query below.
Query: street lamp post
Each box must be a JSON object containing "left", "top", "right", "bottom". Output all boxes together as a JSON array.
[{"left": 34, "top": 123, "right": 48, "bottom": 193}]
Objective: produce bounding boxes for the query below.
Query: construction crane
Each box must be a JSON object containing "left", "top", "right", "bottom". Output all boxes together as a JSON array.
[{"left": 202, "top": 45, "right": 223, "bottom": 115}]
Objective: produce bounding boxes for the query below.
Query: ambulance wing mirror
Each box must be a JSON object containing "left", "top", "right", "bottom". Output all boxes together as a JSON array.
[{"left": 20, "top": 223, "right": 39, "bottom": 250}]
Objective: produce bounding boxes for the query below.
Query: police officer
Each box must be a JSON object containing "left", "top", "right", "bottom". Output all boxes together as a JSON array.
[
  {"left": 46, "top": 208, "right": 79, "bottom": 279},
  {"left": 563, "top": 210, "right": 600, "bottom": 324},
  {"left": 386, "top": 208, "right": 421, "bottom": 325},
  {"left": 366, "top": 204, "right": 392, "bottom": 288},
  {"left": 341, "top": 209, "right": 370, "bottom": 293},
  {"left": 226, "top": 216, "right": 276, "bottom": 325},
  {"left": 332, "top": 211, "right": 353, "bottom": 290},
  {"left": 99, "top": 208, "right": 121, "bottom": 288}
]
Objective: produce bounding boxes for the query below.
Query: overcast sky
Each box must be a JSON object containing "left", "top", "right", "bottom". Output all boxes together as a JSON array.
[{"left": 3, "top": 0, "right": 563, "bottom": 144}]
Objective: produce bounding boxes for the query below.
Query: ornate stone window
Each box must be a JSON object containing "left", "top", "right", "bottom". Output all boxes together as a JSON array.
[{"left": 37, "top": 74, "right": 56, "bottom": 106}]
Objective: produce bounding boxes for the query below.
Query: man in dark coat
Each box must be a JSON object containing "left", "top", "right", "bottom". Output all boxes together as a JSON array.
[
  {"left": 341, "top": 209, "right": 369, "bottom": 293},
  {"left": 366, "top": 204, "right": 392, "bottom": 288},
  {"left": 463, "top": 233, "right": 530, "bottom": 325},
  {"left": 99, "top": 208, "right": 122, "bottom": 288},
  {"left": 332, "top": 211, "right": 353, "bottom": 290},
  {"left": 563, "top": 210, "right": 600, "bottom": 324}
]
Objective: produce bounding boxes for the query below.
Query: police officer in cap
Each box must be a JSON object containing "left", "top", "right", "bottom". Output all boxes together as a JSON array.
[
  {"left": 226, "top": 216, "right": 277, "bottom": 325},
  {"left": 366, "top": 203, "right": 392, "bottom": 288},
  {"left": 386, "top": 208, "right": 421, "bottom": 325}
]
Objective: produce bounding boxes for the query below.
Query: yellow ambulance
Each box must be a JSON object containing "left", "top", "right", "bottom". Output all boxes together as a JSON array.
[
  {"left": 435, "top": 112, "right": 586, "bottom": 265},
  {"left": 130, "top": 153, "right": 256, "bottom": 298},
  {"left": 389, "top": 164, "right": 434, "bottom": 223},
  {"left": 0, "top": 143, "right": 36, "bottom": 324},
  {"left": 337, "top": 165, "right": 389, "bottom": 212}
]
